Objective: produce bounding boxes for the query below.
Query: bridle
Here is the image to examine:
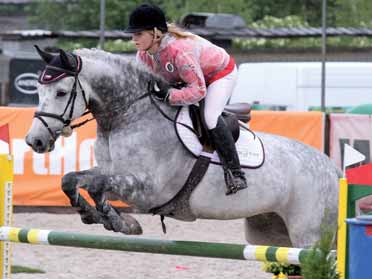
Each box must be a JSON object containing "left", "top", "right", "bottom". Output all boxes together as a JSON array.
[
  {"left": 35, "top": 53, "right": 197, "bottom": 141},
  {"left": 35, "top": 57, "right": 94, "bottom": 141}
]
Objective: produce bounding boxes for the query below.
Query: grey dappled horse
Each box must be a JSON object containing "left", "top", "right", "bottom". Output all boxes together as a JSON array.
[{"left": 25, "top": 48, "right": 341, "bottom": 248}]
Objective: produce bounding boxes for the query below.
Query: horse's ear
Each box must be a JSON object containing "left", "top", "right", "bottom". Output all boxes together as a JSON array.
[
  {"left": 59, "top": 49, "right": 74, "bottom": 70},
  {"left": 34, "top": 45, "right": 54, "bottom": 64}
]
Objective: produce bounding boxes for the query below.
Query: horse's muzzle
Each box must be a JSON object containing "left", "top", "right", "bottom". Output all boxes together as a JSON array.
[{"left": 25, "top": 134, "right": 55, "bottom": 153}]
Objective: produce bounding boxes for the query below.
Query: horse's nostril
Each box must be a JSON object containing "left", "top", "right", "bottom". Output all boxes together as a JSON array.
[{"left": 35, "top": 139, "right": 44, "bottom": 148}]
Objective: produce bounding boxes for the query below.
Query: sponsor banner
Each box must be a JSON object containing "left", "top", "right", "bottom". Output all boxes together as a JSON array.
[
  {"left": 0, "top": 107, "right": 324, "bottom": 206},
  {"left": 329, "top": 113, "right": 371, "bottom": 169},
  {"left": 9, "top": 58, "right": 44, "bottom": 105},
  {"left": 0, "top": 107, "right": 97, "bottom": 206},
  {"left": 250, "top": 111, "right": 324, "bottom": 151}
]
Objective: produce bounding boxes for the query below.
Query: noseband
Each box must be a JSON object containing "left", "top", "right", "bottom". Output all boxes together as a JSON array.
[{"left": 35, "top": 58, "right": 93, "bottom": 140}]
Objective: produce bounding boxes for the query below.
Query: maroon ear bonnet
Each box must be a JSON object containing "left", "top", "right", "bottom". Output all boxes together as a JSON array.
[{"left": 38, "top": 52, "right": 82, "bottom": 84}]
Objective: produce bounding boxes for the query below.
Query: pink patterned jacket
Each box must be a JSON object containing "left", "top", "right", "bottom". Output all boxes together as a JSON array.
[{"left": 136, "top": 33, "right": 233, "bottom": 106}]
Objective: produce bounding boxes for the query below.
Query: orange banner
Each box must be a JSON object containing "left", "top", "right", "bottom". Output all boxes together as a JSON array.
[
  {"left": 250, "top": 110, "right": 324, "bottom": 151},
  {"left": 0, "top": 107, "right": 324, "bottom": 206},
  {"left": 0, "top": 107, "right": 96, "bottom": 206}
]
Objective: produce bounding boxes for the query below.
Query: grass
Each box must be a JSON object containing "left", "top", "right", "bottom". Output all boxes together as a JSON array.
[{"left": 11, "top": 265, "right": 45, "bottom": 274}]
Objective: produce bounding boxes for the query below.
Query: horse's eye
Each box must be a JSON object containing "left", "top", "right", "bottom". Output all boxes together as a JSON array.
[{"left": 56, "top": 91, "right": 67, "bottom": 97}]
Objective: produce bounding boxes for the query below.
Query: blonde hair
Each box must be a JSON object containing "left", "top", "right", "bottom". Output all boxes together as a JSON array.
[
  {"left": 147, "top": 23, "right": 198, "bottom": 43},
  {"left": 166, "top": 23, "right": 196, "bottom": 39}
]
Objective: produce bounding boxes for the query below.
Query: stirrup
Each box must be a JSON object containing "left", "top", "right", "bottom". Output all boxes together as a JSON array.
[{"left": 223, "top": 168, "right": 248, "bottom": 196}]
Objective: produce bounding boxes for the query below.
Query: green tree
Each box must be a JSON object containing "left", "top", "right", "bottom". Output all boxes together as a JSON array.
[
  {"left": 244, "top": 0, "right": 339, "bottom": 26},
  {"left": 28, "top": 0, "right": 253, "bottom": 30},
  {"left": 334, "top": 0, "right": 372, "bottom": 27},
  {"left": 158, "top": 0, "right": 253, "bottom": 24},
  {"left": 28, "top": 0, "right": 372, "bottom": 31},
  {"left": 28, "top": 0, "right": 144, "bottom": 30}
]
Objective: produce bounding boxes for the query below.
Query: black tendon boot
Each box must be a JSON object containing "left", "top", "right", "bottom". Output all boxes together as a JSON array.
[{"left": 209, "top": 116, "right": 248, "bottom": 195}]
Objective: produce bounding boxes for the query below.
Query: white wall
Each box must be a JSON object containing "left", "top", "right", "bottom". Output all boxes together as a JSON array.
[{"left": 231, "top": 62, "right": 372, "bottom": 111}]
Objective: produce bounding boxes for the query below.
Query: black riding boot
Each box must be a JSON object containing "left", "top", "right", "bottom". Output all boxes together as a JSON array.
[{"left": 209, "top": 116, "right": 248, "bottom": 195}]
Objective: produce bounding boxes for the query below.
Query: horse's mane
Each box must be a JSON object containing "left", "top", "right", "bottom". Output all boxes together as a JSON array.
[
  {"left": 74, "top": 48, "right": 161, "bottom": 84},
  {"left": 73, "top": 48, "right": 169, "bottom": 118}
]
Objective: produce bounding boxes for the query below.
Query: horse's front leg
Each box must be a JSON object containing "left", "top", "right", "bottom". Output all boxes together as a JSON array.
[
  {"left": 86, "top": 173, "right": 143, "bottom": 235},
  {"left": 62, "top": 168, "right": 149, "bottom": 234},
  {"left": 62, "top": 169, "right": 105, "bottom": 225}
]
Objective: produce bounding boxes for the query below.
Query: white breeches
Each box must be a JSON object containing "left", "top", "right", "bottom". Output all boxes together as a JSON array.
[{"left": 203, "top": 67, "right": 238, "bottom": 129}]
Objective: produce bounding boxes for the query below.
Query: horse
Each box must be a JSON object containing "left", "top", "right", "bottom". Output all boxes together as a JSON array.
[{"left": 25, "top": 47, "right": 341, "bottom": 248}]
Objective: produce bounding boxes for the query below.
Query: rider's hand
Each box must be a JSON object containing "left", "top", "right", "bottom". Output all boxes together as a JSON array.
[
  {"left": 171, "top": 81, "right": 186, "bottom": 89},
  {"left": 148, "top": 80, "right": 170, "bottom": 102}
]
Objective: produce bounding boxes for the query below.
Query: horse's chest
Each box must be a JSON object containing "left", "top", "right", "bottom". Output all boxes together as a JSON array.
[{"left": 106, "top": 134, "right": 148, "bottom": 168}]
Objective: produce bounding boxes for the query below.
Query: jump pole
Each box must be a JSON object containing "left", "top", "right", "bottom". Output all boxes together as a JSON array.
[
  {"left": 337, "top": 177, "right": 348, "bottom": 279},
  {"left": 0, "top": 226, "right": 316, "bottom": 265},
  {"left": 0, "top": 154, "right": 13, "bottom": 279}
]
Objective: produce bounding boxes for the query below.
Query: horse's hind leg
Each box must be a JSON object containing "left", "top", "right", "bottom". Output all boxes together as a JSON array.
[{"left": 244, "top": 213, "right": 291, "bottom": 247}]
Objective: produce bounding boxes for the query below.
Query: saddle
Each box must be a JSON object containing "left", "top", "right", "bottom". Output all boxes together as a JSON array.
[{"left": 188, "top": 102, "right": 252, "bottom": 147}]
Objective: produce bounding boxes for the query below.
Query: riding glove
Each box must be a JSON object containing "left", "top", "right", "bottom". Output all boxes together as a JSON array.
[{"left": 148, "top": 80, "right": 171, "bottom": 102}]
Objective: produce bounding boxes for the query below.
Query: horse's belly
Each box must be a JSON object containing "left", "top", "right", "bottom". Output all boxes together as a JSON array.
[{"left": 188, "top": 177, "right": 273, "bottom": 220}]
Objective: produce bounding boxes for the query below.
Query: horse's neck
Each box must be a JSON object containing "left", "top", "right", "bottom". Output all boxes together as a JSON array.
[{"left": 80, "top": 54, "right": 176, "bottom": 129}]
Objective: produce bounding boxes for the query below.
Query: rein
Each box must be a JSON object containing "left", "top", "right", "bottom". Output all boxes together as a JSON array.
[
  {"left": 35, "top": 56, "right": 197, "bottom": 140},
  {"left": 144, "top": 82, "right": 199, "bottom": 137},
  {"left": 115, "top": 81, "right": 199, "bottom": 137}
]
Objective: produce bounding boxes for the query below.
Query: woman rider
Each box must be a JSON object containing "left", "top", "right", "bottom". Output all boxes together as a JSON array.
[{"left": 125, "top": 3, "right": 247, "bottom": 195}]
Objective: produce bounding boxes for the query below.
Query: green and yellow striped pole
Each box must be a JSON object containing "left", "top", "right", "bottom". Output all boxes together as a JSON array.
[
  {"left": 0, "top": 155, "right": 13, "bottom": 279},
  {"left": 0, "top": 226, "right": 320, "bottom": 265}
]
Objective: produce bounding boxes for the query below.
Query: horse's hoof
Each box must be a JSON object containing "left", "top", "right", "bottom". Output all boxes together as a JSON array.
[
  {"left": 129, "top": 223, "right": 143, "bottom": 235},
  {"left": 80, "top": 214, "right": 95, "bottom": 224},
  {"left": 78, "top": 209, "right": 100, "bottom": 224},
  {"left": 121, "top": 213, "right": 143, "bottom": 235}
]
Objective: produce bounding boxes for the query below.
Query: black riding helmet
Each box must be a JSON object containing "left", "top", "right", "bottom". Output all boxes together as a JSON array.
[{"left": 125, "top": 4, "right": 168, "bottom": 33}]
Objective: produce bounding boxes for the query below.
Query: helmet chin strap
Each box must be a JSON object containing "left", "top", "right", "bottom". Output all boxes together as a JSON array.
[{"left": 146, "top": 28, "right": 162, "bottom": 53}]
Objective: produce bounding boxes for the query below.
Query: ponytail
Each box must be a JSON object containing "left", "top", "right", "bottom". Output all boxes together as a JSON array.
[{"left": 166, "top": 23, "right": 197, "bottom": 39}]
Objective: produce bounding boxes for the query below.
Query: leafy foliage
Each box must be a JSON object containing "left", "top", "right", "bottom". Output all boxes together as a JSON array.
[
  {"left": 28, "top": 0, "right": 143, "bottom": 30},
  {"left": 263, "top": 262, "right": 301, "bottom": 276},
  {"left": 0, "top": 3, "right": 28, "bottom": 16},
  {"left": 300, "top": 213, "right": 339, "bottom": 279},
  {"left": 27, "top": 0, "right": 372, "bottom": 30},
  {"left": 334, "top": 0, "right": 372, "bottom": 27},
  {"left": 233, "top": 15, "right": 372, "bottom": 50},
  {"left": 26, "top": 0, "right": 372, "bottom": 50},
  {"left": 244, "top": 0, "right": 338, "bottom": 26},
  {"left": 54, "top": 38, "right": 135, "bottom": 53},
  {"left": 11, "top": 265, "right": 45, "bottom": 274}
]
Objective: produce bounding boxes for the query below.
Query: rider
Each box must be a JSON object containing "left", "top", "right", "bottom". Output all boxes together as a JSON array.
[{"left": 125, "top": 3, "right": 247, "bottom": 195}]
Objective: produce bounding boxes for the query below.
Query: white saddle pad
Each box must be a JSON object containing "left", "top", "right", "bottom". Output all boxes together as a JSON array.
[{"left": 175, "top": 107, "right": 265, "bottom": 168}]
